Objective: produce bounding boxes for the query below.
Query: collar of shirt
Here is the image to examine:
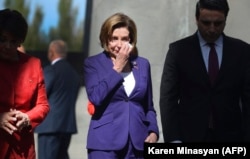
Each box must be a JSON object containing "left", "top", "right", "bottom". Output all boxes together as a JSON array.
[
  {"left": 197, "top": 31, "right": 223, "bottom": 70},
  {"left": 197, "top": 31, "right": 223, "bottom": 47},
  {"left": 51, "top": 58, "right": 62, "bottom": 65}
]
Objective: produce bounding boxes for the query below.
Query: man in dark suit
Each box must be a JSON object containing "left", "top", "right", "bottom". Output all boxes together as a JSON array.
[
  {"left": 160, "top": 0, "right": 250, "bottom": 142},
  {"left": 35, "top": 40, "right": 80, "bottom": 158}
]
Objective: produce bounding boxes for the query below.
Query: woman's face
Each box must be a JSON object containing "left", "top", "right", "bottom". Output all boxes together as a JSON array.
[
  {"left": 108, "top": 27, "right": 130, "bottom": 57},
  {"left": 0, "top": 31, "right": 20, "bottom": 61}
]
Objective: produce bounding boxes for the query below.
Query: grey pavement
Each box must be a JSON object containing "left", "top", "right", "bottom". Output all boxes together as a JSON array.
[{"left": 68, "top": 86, "right": 90, "bottom": 159}]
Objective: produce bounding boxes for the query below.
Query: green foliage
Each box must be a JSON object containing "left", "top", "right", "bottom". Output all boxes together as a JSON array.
[
  {"left": 2, "top": 0, "right": 84, "bottom": 52},
  {"left": 24, "top": 6, "right": 48, "bottom": 50},
  {"left": 4, "top": 0, "right": 29, "bottom": 18}
]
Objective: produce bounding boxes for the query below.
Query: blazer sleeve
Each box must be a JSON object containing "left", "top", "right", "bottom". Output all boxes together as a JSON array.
[
  {"left": 144, "top": 60, "right": 159, "bottom": 137},
  {"left": 26, "top": 59, "right": 50, "bottom": 129},
  {"left": 160, "top": 43, "right": 181, "bottom": 142},
  {"left": 241, "top": 43, "right": 250, "bottom": 141},
  {"left": 43, "top": 65, "right": 56, "bottom": 96},
  {"left": 84, "top": 56, "right": 124, "bottom": 106}
]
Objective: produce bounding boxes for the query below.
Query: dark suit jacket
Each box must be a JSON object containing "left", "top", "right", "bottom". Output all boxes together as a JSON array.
[
  {"left": 35, "top": 59, "right": 80, "bottom": 134},
  {"left": 84, "top": 52, "right": 159, "bottom": 150},
  {"left": 160, "top": 32, "right": 250, "bottom": 142}
]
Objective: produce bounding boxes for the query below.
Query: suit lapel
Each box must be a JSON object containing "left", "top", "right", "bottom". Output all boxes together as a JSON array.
[
  {"left": 130, "top": 58, "right": 139, "bottom": 97},
  {"left": 214, "top": 36, "right": 233, "bottom": 86},
  {"left": 191, "top": 34, "right": 211, "bottom": 85}
]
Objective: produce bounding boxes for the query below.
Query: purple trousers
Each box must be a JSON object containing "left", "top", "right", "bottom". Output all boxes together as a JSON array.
[{"left": 88, "top": 138, "right": 144, "bottom": 159}]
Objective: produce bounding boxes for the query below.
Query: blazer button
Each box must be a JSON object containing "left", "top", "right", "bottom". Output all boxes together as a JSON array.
[{"left": 124, "top": 98, "right": 129, "bottom": 102}]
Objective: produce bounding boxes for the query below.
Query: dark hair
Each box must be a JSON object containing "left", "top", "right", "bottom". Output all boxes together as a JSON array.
[
  {"left": 0, "top": 8, "right": 28, "bottom": 42},
  {"left": 195, "top": 0, "right": 229, "bottom": 19}
]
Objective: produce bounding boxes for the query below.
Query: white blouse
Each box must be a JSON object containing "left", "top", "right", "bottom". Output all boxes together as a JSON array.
[{"left": 120, "top": 71, "right": 135, "bottom": 97}]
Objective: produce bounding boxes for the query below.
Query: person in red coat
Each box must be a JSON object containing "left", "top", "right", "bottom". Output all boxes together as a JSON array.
[{"left": 0, "top": 9, "right": 50, "bottom": 159}]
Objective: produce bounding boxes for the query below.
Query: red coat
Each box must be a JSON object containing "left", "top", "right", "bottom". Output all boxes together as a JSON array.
[{"left": 0, "top": 53, "right": 49, "bottom": 159}]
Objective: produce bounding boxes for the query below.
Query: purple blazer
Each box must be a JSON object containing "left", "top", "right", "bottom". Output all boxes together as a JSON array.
[{"left": 84, "top": 51, "right": 159, "bottom": 150}]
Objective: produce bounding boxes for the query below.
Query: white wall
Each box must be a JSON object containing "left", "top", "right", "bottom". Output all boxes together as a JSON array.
[{"left": 88, "top": 0, "right": 250, "bottom": 142}]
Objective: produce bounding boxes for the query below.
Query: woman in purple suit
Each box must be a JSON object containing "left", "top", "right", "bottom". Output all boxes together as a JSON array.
[{"left": 84, "top": 13, "right": 159, "bottom": 159}]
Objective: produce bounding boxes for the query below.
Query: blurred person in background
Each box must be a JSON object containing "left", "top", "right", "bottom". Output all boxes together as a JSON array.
[{"left": 35, "top": 39, "right": 80, "bottom": 159}]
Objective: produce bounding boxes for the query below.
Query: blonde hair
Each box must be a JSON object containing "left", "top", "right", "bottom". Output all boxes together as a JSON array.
[{"left": 99, "top": 13, "right": 137, "bottom": 55}]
